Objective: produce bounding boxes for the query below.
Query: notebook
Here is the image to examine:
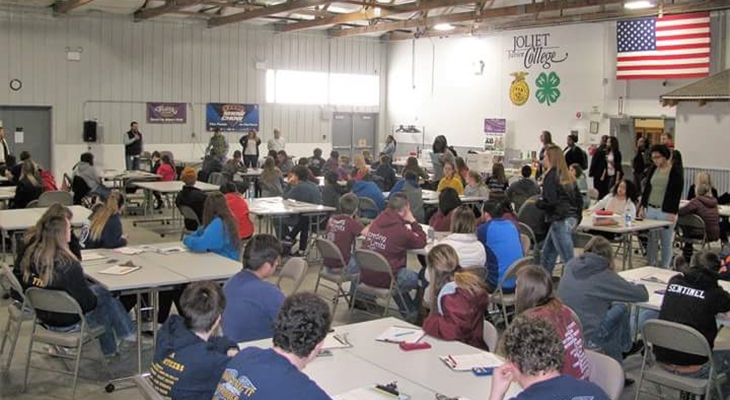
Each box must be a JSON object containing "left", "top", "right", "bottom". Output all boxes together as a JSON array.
[
  {"left": 156, "top": 246, "right": 187, "bottom": 255},
  {"left": 375, "top": 327, "right": 425, "bottom": 344},
  {"left": 82, "top": 252, "right": 106, "bottom": 261},
  {"left": 322, "top": 333, "right": 352, "bottom": 350},
  {"left": 439, "top": 352, "right": 504, "bottom": 371},
  {"left": 114, "top": 247, "right": 145, "bottom": 255},
  {"left": 98, "top": 264, "right": 141, "bottom": 275}
]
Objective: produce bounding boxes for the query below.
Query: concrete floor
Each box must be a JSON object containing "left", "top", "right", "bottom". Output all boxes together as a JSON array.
[{"left": 0, "top": 206, "right": 721, "bottom": 400}]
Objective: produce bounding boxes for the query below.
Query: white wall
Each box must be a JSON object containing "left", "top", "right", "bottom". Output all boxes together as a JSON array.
[
  {"left": 0, "top": 6, "right": 386, "bottom": 179},
  {"left": 675, "top": 102, "right": 730, "bottom": 170}
]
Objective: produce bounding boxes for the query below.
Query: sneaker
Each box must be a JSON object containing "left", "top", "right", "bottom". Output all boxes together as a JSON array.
[{"left": 623, "top": 340, "right": 644, "bottom": 359}]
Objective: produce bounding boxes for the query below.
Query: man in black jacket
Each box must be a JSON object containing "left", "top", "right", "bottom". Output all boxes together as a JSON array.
[
  {"left": 564, "top": 134, "right": 587, "bottom": 170},
  {"left": 588, "top": 135, "right": 608, "bottom": 192},
  {"left": 124, "top": 121, "right": 143, "bottom": 171}
]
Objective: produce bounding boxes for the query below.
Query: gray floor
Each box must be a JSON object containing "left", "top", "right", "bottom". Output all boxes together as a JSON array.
[{"left": 0, "top": 207, "right": 718, "bottom": 400}]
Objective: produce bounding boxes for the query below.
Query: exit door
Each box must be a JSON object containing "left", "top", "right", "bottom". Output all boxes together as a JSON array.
[
  {"left": 0, "top": 107, "right": 52, "bottom": 171},
  {"left": 332, "top": 113, "right": 377, "bottom": 159}
]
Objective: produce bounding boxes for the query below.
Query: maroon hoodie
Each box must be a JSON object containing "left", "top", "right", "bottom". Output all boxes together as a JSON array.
[
  {"left": 362, "top": 209, "right": 427, "bottom": 288},
  {"left": 678, "top": 195, "right": 720, "bottom": 241}
]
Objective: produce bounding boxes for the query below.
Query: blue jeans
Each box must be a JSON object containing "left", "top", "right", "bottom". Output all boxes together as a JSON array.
[
  {"left": 661, "top": 350, "right": 730, "bottom": 398},
  {"left": 90, "top": 185, "right": 112, "bottom": 202},
  {"left": 586, "top": 303, "right": 632, "bottom": 364},
  {"left": 393, "top": 268, "right": 419, "bottom": 318},
  {"left": 125, "top": 155, "right": 140, "bottom": 171},
  {"left": 646, "top": 207, "right": 676, "bottom": 268},
  {"left": 541, "top": 217, "right": 577, "bottom": 275}
]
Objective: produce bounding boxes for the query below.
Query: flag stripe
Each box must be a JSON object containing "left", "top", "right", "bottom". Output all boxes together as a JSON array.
[
  {"left": 655, "top": 22, "right": 710, "bottom": 31},
  {"left": 618, "top": 58, "right": 709, "bottom": 66},
  {"left": 617, "top": 68, "right": 709, "bottom": 76},
  {"left": 618, "top": 49, "right": 709, "bottom": 58},
  {"left": 653, "top": 43, "right": 711, "bottom": 51},
  {"left": 656, "top": 37, "right": 710, "bottom": 46},
  {"left": 617, "top": 73, "right": 709, "bottom": 80},
  {"left": 655, "top": 28, "right": 710, "bottom": 37},
  {"left": 618, "top": 63, "right": 709, "bottom": 71},
  {"left": 656, "top": 12, "right": 710, "bottom": 21}
]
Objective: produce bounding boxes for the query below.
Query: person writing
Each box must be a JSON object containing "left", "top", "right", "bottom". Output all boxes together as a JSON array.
[{"left": 124, "top": 121, "right": 143, "bottom": 170}]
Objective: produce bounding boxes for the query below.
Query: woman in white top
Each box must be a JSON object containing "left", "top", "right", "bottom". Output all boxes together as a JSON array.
[
  {"left": 239, "top": 130, "right": 261, "bottom": 168},
  {"left": 439, "top": 205, "right": 487, "bottom": 269},
  {"left": 589, "top": 178, "right": 638, "bottom": 220}
]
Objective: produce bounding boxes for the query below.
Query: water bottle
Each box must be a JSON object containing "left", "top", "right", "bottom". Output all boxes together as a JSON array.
[
  {"left": 624, "top": 207, "right": 633, "bottom": 227},
  {"left": 428, "top": 227, "right": 435, "bottom": 242},
  {"left": 248, "top": 181, "right": 255, "bottom": 200}
]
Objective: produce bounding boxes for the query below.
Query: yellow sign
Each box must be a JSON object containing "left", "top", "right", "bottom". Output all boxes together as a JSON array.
[{"left": 509, "top": 71, "right": 530, "bottom": 106}]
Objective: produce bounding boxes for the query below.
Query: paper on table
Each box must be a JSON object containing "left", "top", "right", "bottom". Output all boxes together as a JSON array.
[
  {"left": 98, "top": 265, "right": 141, "bottom": 275},
  {"left": 375, "top": 327, "right": 425, "bottom": 344},
  {"left": 156, "top": 246, "right": 187, "bottom": 255},
  {"left": 322, "top": 333, "right": 352, "bottom": 350},
  {"left": 439, "top": 352, "right": 504, "bottom": 371},
  {"left": 333, "top": 387, "right": 409, "bottom": 400},
  {"left": 82, "top": 252, "right": 106, "bottom": 261},
  {"left": 114, "top": 247, "right": 145, "bottom": 255}
]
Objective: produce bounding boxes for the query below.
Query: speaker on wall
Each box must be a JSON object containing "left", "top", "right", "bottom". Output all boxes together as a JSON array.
[{"left": 83, "top": 120, "right": 97, "bottom": 142}]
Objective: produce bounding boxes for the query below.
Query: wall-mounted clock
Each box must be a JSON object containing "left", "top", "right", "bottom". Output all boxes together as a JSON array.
[{"left": 9, "top": 79, "right": 22, "bottom": 91}]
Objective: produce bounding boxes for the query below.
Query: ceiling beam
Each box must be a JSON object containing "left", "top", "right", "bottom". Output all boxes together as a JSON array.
[
  {"left": 330, "top": 0, "right": 626, "bottom": 37},
  {"left": 53, "top": 0, "right": 98, "bottom": 14},
  {"left": 208, "top": 0, "right": 332, "bottom": 27},
  {"left": 134, "top": 0, "right": 204, "bottom": 21}
]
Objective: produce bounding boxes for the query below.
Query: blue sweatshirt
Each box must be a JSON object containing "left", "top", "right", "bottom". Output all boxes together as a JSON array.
[
  {"left": 388, "top": 178, "right": 418, "bottom": 199},
  {"left": 150, "top": 315, "right": 237, "bottom": 400},
  {"left": 84, "top": 214, "right": 127, "bottom": 249},
  {"left": 213, "top": 347, "right": 330, "bottom": 400},
  {"left": 222, "top": 270, "right": 285, "bottom": 342},
  {"left": 477, "top": 218, "right": 523, "bottom": 290},
  {"left": 182, "top": 217, "right": 240, "bottom": 261},
  {"left": 352, "top": 180, "right": 386, "bottom": 218},
  {"left": 284, "top": 181, "right": 322, "bottom": 204}
]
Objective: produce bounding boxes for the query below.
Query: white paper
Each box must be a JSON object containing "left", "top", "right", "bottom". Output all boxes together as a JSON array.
[
  {"left": 82, "top": 252, "right": 106, "bottom": 261},
  {"left": 114, "top": 247, "right": 145, "bottom": 255},
  {"left": 439, "top": 352, "right": 504, "bottom": 371},
  {"left": 375, "top": 327, "right": 424, "bottom": 344},
  {"left": 333, "top": 388, "right": 406, "bottom": 400},
  {"left": 98, "top": 265, "right": 141, "bottom": 275},
  {"left": 156, "top": 246, "right": 187, "bottom": 255},
  {"left": 322, "top": 333, "right": 352, "bottom": 350},
  {"left": 14, "top": 130, "right": 23, "bottom": 144}
]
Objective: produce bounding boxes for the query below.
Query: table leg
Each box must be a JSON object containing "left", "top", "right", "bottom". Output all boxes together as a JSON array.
[
  {"left": 136, "top": 292, "right": 142, "bottom": 375},
  {"left": 1, "top": 229, "right": 6, "bottom": 262},
  {"left": 627, "top": 233, "right": 633, "bottom": 269},
  {"left": 152, "top": 290, "right": 158, "bottom": 354}
]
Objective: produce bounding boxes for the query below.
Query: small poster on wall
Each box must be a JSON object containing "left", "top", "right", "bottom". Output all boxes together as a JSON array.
[
  {"left": 147, "top": 102, "right": 187, "bottom": 124},
  {"left": 206, "top": 103, "right": 259, "bottom": 132},
  {"left": 483, "top": 118, "right": 506, "bottom": 152}
]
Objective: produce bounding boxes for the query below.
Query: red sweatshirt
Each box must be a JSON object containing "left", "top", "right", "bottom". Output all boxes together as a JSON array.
[
  {"left": 225, "top": 193, "right": 254, "bottom": 239},
  {"left": 422, "top": 286, "right": 489, "bottom": 350},
  {"left": 429, "top": 210, "right": 454, "bottom": 232},
  {"left": 362, "top": 209, "right": 426, "bottom": 288},
  {"left": 158, "top": 163, "right": 175, "bottom": 182}
]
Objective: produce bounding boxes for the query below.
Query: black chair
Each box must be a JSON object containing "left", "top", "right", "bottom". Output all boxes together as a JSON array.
[{"left": 71, "top": 176, "right": 91, "bottom": 205}]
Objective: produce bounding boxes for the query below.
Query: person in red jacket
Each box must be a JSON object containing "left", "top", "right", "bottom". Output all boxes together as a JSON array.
[
  {"left": 152, "top": 154, "right": 176, "bottom": 209},
  {"left": 362, "top": 192, "right": 426, "bottom": 320},
  {"left": 220, "top": 182, "right": 253, "bottom": 240},
  {"left": 422, "top": 244, "right": 489, "bottom": 350},
  {"left": 429, "top": 188, "right": 462, "bottom": 232}
]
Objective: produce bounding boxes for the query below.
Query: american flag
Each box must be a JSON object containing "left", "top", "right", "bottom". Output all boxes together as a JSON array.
[{"left": 616, "top": 12, "right": 711, "bottom": 80}]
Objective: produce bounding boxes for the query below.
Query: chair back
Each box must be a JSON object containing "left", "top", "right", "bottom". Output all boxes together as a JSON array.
[
  {"left": 315, "top": 238, "right": 346, "bottom": 268},
  {"left": 498, "top": 256, "right": 534, "bottom": 289},
  {"left": 38, "top": 191, "right": 73, "bottom": 207},
  {"left": 518, "top": 223, "right": 536, "bottom": 247},
  {"left": 520, "top": 234, "right": 530, "bottom": 256},
  {"left": 25, "top": 287, "right": 84, "bottom": 316},
  {"left": 676, "top": 214, "right": 706, "bottom": 239},
  {"left": 178, "top": 205, "right": 201, "bottom": 227},
  {"left": 25, "top": 200, "right": 40, "bottom": 209},
  {"left": 354, "top": 250, "right": 394, "bottom": 275},
  {"left": 357, "top": 197, "right": 379, "bottom": 219},
  {"left": 585, "top": 349, "right": 624, "bottom": 400},
  {"left": 276, "top": 258, "right": 308, "bottom": 294},
  {"left": 208, "top": 172, "right": 227, "bottom": 186},
  {"left": 572, "top": 232, "right": 594, "bottom": 249},
  {"left": 483, "top": 319, "right": 499, "bottom": 353},
  {"left": 643, "top": 319, "right": 713, "bottom": 359},
  {"left": 0, "top": 264, "right": 25, "bottom": 301}
]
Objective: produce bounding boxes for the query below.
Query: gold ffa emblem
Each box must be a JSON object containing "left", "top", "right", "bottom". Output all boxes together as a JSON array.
[{"left": 509, "top": 71, "right": 530, "bottom": 106}]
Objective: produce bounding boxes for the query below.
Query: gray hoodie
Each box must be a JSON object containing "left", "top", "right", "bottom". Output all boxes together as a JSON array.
[
  {"left": 557, "top": 253, "right": 648, "bottom": 342},
  {"left": 72, "top": 161, "right": 100, "bottom": 190}
]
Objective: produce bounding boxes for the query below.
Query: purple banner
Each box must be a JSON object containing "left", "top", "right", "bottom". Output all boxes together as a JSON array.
[
  {"left": 484, "top": 118, "right": 506, "bottom": 134},
  {"left": 147, "top": 102, "right": 187, "bottom": 124}
]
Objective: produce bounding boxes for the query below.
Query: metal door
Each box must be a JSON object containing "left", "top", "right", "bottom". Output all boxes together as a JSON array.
[
  {"left": 331, "top": 113, "right": 377, "bottom": 159},
  {"left": 0, "top": 107, "right": 52, "bottom": 170},
  {"left": 332, "top": 113, "right": 353, "bottom": 158}
]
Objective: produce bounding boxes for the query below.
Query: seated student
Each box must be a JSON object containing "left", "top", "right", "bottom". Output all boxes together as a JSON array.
[
  {"left": 506, "top": 165, "right": 540, "bottom": 213},
  {"left": 281, "top": 166, "right": 322, "bottom": 256},
  {"left": 10, "top": 150, "right": 30, "bottom": 184},
  {"left": 653, "top": 250, "right": 730, "bottom": 397},
  {"left": 353, "top": 154, "right": 369, "bottom": 180},
  {"left": 222, "top": 150, "right": 247, "bottom": 180},
  {"left": 488, "top": 316, "right": 609, "bottom": 400},
  {"left": 150, "top": 151, "right": 162, "bottom": 173},
  {"left": 220, "top": 182, "right": 254, "bottom": 240},
  {"left": 477, "top": 200, "right": 523, "bottom": 292},
  {"left": 259, "top": 157, "right": 283, "bottom": 197},
  {"left": 323, "top": 150, "right": 339, "bottom": 175},
  {"left": 588, "top": 179, "right": 638, "bottom": 222},
  {"left": 403, "top": 156, "right": 429, "bottom": 182},
  {"left": 350, "top": 170, "right": 386, "bottom": 219},
  {"left": 176, "top": 167, "right": 208, "bottom": 231},
  {"left": 222, "top": 234, "right": 285, "bottom": 342},
  {"left": 687, "top": 171, "right": 719, "bottom": 200},
  {"left": 321, "top": 171, "right": 344, "bottom": 209},
  {"left": 455, "top": 157, "right": 469, "bottom": 186},
  {"left": 393, "top": 171, "right": 425, "bottom": 224},
  {"left": 199, "top": 151, "right": 223, "bottom": 183},
  {"left": 362, "top": 193, "right": 426, "bottom": 320},
  {"left": 423, "top": 244, "right": 489, "bottom": 350},
  {"left": 297, "top": 157, "right": 319, "bottom": 184},
  {"left": 213, "top": 293, "right": 332, "bottom": 400},
  {"left": 84, "top": 191, "right": 128, "bottom": 249},
  {"left": 151, "top": 282, "right": 239, "bottom": 400},
  {"left": 678, "top": 182, "right": 720, "bottom": 261},
  {"left": 557, "top": 236, "right": 648, "bottom": 371},
  {"left": 276, "top": 150, "right": 293, "bottom": 174},
  {"left": 517, "top": 194, "right": 548, "bottom": 245},
  {"left": 153, "top": 154, "right": 176, "bottom": 209},
  {"left": 570, "top": 163, "right": 591, "bottom": 210},
  {"left": 13, "top": 160, "right": 43, "bottom": 209},
  {"left": 308, "top": 148, "right": 325, "bottom": 176},
  {"left": 500, "top": 200, "right": 521, "bottom": 230},
  {"left": 183, "top": 192, "right": 242, "bottom": 261},
  {"left": 429, "top": 188, "right": 462, "bottom": 232},
  {"left": 373, "top": 155, "right": 397, "bottom": 191},
  {"left": 437, "top": 161, "right": 464, "bottom": 195},
  {"left": 486, "top": 163, "right": 509, "bottom": 191},
  {"left": 324, "top": 194, "right": 364, "bottom": 282},
  {"left": 515, "top": 265, "right": 589, "bottom": 380},
  {"left": 439, "top": 205, "right": 486, "bottom": 269},
  {"left": 464, "top": 170, "right": 490, "bottom": 198},
  {"left": 19, "top": 215, "right": 138, "bottom": 358}
]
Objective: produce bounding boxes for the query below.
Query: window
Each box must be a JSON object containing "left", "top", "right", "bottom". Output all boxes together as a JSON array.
[{"left": 266, "top": 69, "right": 379, "bottom": 106}]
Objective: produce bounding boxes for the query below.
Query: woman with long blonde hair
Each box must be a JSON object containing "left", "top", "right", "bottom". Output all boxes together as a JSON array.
[
  {"left": 537, "top": 145, "right": 583, "bottom": 274},
  {"left": 422, "top": 244, "right": 490, "bottom": 350},
  {"left": 84, "top": 191, "right": 127, "bottom": 249},
  {"left": 688, "top": 171, "right": 719, "bottom": 200},
  {"left": 12, "top": 159, "right": 43, "bottom": 209}
]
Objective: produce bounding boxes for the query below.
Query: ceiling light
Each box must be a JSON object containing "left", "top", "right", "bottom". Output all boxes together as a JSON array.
[
  {"left": 434, "top": 23, "right": 455, "bottom": 31},
  {"left": 624, "top": 1, "right": 655, "bottom": 10}
]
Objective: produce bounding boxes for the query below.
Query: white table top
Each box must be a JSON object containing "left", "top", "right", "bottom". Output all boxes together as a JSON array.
[
  {"left": 248, "top": 197, "right": 336, "bottom": 216},
  {"left": 0, "top": 205, "right": 91, "bottom": 231},
  {"left": 83, "top": 256, "right": 189, "bottom": 292},
  {"left": 0, "top": 186, "right": 16, "bottom": 200},
  {"left": 383, "top": 189, "right": 487, "bottom": 206},
  {"left": 236, "top": 168, "right": 263, "bottom": 178},
  {"left": 239, "top": 317, "right": 521, "bottom": 399},
  {"left": 133, "top": 180, "right": 220, "bottom": 193},
  {"left": 577, "top": 215, "right": 673, "bottom": 234},
  {"left": 101, "top": 170, "right": 161, "bottom": 181},
  {"left": 141, "top": 245, "right": 242, "bottom": 281}
]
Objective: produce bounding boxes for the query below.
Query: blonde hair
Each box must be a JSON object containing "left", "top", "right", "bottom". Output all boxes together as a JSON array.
[
  {"left": 20, "top": 160, "right": 39, "bottom": 186},
  {"left": 88, "top": 191, "right": 123, "bottom": 242},
  {"left": 354, "top": 154, "right": 365, "bottom": 168},
  {"left": 696, "top": 172, "right": 713, "bottom": 192},
  {"left": 468, "top": 170, "right": 484, "bottom": 185},
  {"left": 427, "top": 244, "right": 486, "bottom": 311},
  {"left": 22, "top": 216, "right": 76, "bottom": 285},
  {"left": 696, "top": 182, "right": 711, "bottom": 197},
  {"left": 545, "top": 145, "right": 574, "bottom": 186},
  {"left": 450, "top": 205, "right": 477, "bottom": 234}
]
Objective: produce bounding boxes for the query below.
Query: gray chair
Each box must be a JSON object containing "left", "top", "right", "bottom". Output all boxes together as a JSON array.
[
  {"left": 518, "top": 222, "right": 540, "bottom": 262},
  {"left": 586, "top": 349, "right": 624, "bottom": 400},
  {"left": 178, "top": 205, "right": 200, "bottom": 239},
  {"left": 519, "top": 233, "right": 530, "bottom": 256},
  {"left": 572, "top": 231, "right": 595, "bottom": 249},
  {"left": 491, "top": 256, "right": 534, "bottom": 326},
  {"left": 675, "top": 214, "right": 709, "bottom": 251},
  {"left": 0, "top": 264, "right": 33, "bottom": 372},
  {"left": 23, "top": 287, "right": 107, "bottom": 400},
  {"left": 351, "top": 249, "right": 408, "bottom": 318},
  {"left": 38, "top": 190, "right": 73, "bottom": 207},
  {"left": 208, "top": 172, "right": 227, "bottom": 186},
  {"left": 314, "top": 238, "right": 357, "bottom": 309},
  {"left": 482, "top": 319, "right": 499, "bottom": 353},
  {"left": 276, "top": 257, "right": 308, "bottom": 295},
  {"left": 636, "top": 319, "right": 726, "bottom": 400},
  {"left": 25, "top": 199, "right": 40, "bottom": 208},
  {"left": 357, "top": 197, "right": 379, "bottom": 224}
]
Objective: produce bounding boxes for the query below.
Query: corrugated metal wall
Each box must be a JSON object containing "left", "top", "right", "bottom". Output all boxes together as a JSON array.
[
  {"left": 684, "top": 166, "right": 730, "bottom": 198},
  {"left": 0, "top": 6, "right": 386, "bottom": 146}
]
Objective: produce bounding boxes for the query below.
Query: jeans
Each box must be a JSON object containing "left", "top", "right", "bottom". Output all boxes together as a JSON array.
[
  {"left": 541, "top": 217, "right": 577, "bottom": 275},
  {"left": 661, "top": 350, "right": 730, "bottom": 398},
  {"left": 646, "top": 206, "right": 676, "bottom": 268},
  {"left": 125, "top": 155, "right": 140, "bottom": 171},
  {"left": 392, "top": 268, "right": 419, "bottom": 318},
  {"left": 243, "top": 155, "right": 258, "bottom": 168},
  {"left": 586, "top": 303, "right": 632, "bottom": 364},
  {"left": 90, "top": 185, "right": 112, "bottom": 202}
]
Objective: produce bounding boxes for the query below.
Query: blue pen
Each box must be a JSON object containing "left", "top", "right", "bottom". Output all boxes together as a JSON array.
[{"left": 393, "top": 331, "right": 415, "bottom": 338}]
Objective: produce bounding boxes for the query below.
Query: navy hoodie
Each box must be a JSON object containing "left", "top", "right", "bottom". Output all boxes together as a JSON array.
[{"left": 150, "top": 315, "right": 237, "bottom": 400}]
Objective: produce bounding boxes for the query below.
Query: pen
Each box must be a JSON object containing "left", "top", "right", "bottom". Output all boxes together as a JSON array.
[
  {"left": 447, "top": 355, "right": 457, "bottom": 367},
  {"left": 393, "top": 331, "right": 415, "bottom": 338}
]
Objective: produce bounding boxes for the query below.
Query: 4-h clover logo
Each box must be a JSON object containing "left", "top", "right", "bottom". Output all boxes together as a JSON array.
[{"left": 535, "top": 71, "right": 561, "bottom": 106}]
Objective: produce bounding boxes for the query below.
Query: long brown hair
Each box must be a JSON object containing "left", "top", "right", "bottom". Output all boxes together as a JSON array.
[
  {"left": 20, "top": 160, "right": 39, "bottom": 186},
  {"left": 22, "top": 216, "right": 77, "bottom": 285},
  {"left": 23, "top": 204, "right": 72, "bottom": 244},
  {"left": 261, "top": 157, "right": 280, "bottom": 182},
  {"left": 202, "top": 192, "right": 241, "bottom": 252},
  {"left": 491, "top": 163, "right": 507, "bottom": 184},
  {"left": 427, "top": 244, "right": 486, "bottom": 311},
  {"left": 545, "top": 145, "right": 574, "bottom": 186},
  {"left": 515, "top": 265, "right": 562, "bottom": 314},
  {"left": 88, "top": 191, "right": 124, "bottom": 242}
]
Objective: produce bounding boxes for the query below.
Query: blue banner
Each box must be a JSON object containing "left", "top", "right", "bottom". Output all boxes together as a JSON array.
[{"left": 206, "top": 103, "right": 259, "bottom": 132}]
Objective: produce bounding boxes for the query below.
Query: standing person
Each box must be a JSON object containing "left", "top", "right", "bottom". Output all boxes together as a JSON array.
[
  {"left": 0, "top": 127, "right": 10, "bottom": 168},
  {"left": 515, "top": 265, "right": 590, "bottom": 380},
  {"left": 537, "top": 145, "right": 583, "bottom": 275},
  {"left": 382, "top": 135, "right": 397, "bottom": 159},
  {"left": 661, "top": 132, "right": 683, "bottom": 169},
  {"left": 437, "top": 161, "right": 464, "bottom": 195},
  {"left": 487, "top": 316, "right": 609, "bottom": 400},
  {"left": 207, "top": 128, "right": 230, "bottom": 162},
  {"left": 267, "top": 128, "right": 285, "bottom": 152},
  {"left": 564, "top": 134, "right": 587, "bottom": 170},
  {"left": 83, "top": 191, "right": 127, "bottom": 249},
  {"left": 507, "top": 165, "right": 540, "bottom": 213},
  {"left": 589, "top": 135, "right": 609, "bottom": 195},
  {"left": 486, "top": 163, "right": 509, "bottom": 191},
  {"left": 308, "top": 148, "right": 325, "bottom": 176},
  {"left": 601, "top": 136, "right": 623, "bottom": 198},
  {"left": 536, "top": 130, "right": 553, "bottom": 179},
  {"left": 183, "top": 192, "right": 242, "bottom": 261},
  {"left": 12, "top": 160, "right": 43, "bottom": 209},
  {"left": 124, "top": 121, "right": 143, "bottom": 171},
  {"left": 639, "top": 144, "right": 683, "bottom": 268},
  {"left": 431, "top": 135, "right": 456, "bottom": 184},
  {"left": 239, "top": 130, "right": 261, "bottom": 168},
  {"left": 632, "top": 137, "right": 651, "bottom": 194}
]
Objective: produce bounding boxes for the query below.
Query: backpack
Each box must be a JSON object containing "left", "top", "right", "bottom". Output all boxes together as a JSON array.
[{"left": 40, "top": 169, "right": 58, "bottom": 192}]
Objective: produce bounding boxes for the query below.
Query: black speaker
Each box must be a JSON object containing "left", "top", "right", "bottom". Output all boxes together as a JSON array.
[{"left": 83, "top": 120, "right": 97, "bottom": 142}]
